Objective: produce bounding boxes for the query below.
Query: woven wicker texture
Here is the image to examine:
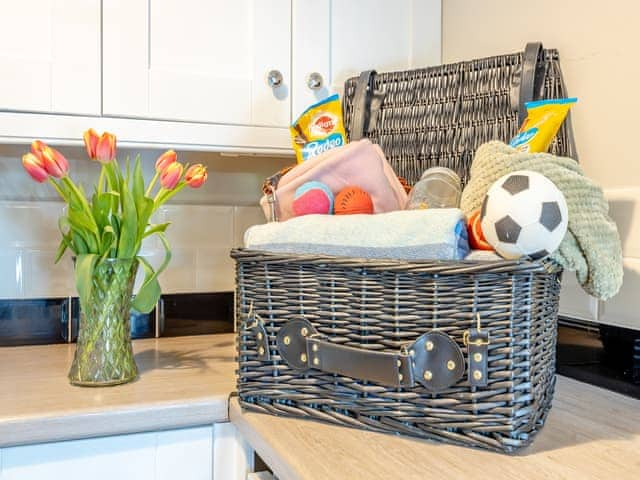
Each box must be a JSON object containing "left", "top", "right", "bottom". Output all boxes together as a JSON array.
[
  {"left": 235, "top": 45, "right": 572, "bottom": 453},
  {"left": 234, "top": 251, "right": 561, "bottom": 452},
  {"left": 343, "top": 49, "right": 574, "bottom": 186}
]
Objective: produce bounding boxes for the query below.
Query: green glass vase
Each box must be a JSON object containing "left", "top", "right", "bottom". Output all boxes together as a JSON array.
[{"left": 68, "top": 258, "right": 139, "bottom": 386}]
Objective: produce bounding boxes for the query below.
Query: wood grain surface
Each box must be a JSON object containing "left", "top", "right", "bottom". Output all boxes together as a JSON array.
[
  {"left": 230, "top": 376, "right": 640, "bottom": 480},
  {"left": 0, "top": 334, "right": 236, "bottom": 447}
]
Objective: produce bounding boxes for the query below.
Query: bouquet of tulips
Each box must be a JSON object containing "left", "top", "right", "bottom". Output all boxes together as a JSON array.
[{"left": 21, "top": 130, "right": 207, "bottom": 313}]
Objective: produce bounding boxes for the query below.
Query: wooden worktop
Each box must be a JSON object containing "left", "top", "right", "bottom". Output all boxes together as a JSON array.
[
  {"left": 0, "top": 334, "right": 236, "bottom": 447},
  {"left": 230, "top": 376, "right": 640, "bottom": 479}
]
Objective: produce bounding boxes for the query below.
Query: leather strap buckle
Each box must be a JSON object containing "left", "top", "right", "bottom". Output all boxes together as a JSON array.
[{"left": 464, "top": 314, "right": 490, "bottom": 387}]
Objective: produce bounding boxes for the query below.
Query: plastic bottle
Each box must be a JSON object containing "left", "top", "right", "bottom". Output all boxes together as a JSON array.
[{"left": 406, "top": 167, "right": 462, "bottom": 210}]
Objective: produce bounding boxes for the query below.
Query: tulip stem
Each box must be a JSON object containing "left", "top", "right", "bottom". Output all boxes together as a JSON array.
[
  {"left": 97, "top": 166, "right": 105, "bottom": 195},
  {"left": 145, "top": 171, "right": 160, "bottom": 197},
  {"left": 48, "top": 178, "right": 67, "bottom": 202}
]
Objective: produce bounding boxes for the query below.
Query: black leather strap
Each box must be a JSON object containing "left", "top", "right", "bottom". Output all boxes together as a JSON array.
[
  {"left": 274, "top": 319, "right": 465, "bottom": 391},
  {"left": 517, "top": 42, "right": 545, "bottom": 126},
  {"left": 466, "top": 328, "right": 489, "bottom": 387},
  {"left": 350, "top": 70, "right": 376, "bottom": 140}
]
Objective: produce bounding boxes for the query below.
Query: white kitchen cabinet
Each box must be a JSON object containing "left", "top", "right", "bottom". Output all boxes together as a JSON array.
[
  {"left": 0, "top": 1, "right": 442, "bottom": 152},
  {"left": 0, "top": 424, "right": 252, "bottom": 480},
  {"left": 0, "top": 0, "right": 101, "bottom": 116},
  {"left": 103, "top": 0, "right": 291, "bottom": 128},
  {"left": 291, "top": 0, "right": 442, "bottom": 120}
]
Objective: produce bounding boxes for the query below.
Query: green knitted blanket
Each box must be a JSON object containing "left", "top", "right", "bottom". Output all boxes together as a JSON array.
[{"left": 460, "top": 141, "right": 623, "bottom": 300}]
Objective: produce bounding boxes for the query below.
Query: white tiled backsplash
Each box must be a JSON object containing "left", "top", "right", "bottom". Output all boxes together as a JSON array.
[
  {"left": 0, "top": 201, "right": 266, "bottom": 299},
  {"left": 0, "top": 144, "right": 289, "bottom": 299}
]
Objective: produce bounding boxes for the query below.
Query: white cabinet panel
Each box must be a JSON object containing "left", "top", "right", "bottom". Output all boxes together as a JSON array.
[
  {"left": 292, "top": 0, "right": 442, "bottom": 120},
  {"left": 103, "top": 0, "right": 291, "bottom": 127},
  {"left": 213, "top": 423, "right": 253, "bottom": 480},
  {"left": 0, "top": 426, "right": 217, "bottom": 480},
  {"left": 156, "top": 427, "right": 213, "bottom": 480},
  {"left": 2, "top": 432, "right": 157, "bottom": 480},
  {"left": 0, "top": 0, "right": 100, "bottom": 115}
]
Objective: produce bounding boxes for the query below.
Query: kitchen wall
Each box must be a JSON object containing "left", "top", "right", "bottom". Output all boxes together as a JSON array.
[
  {"left": 443, "top": 0, "right": 640, "bottom": 329},
  {"left": 0, "top": 144, "right": 292, "bottom": 299}
]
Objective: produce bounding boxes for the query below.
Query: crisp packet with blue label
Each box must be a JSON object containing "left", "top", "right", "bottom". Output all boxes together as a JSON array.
[{"left": 290, "top": 94, "right": 347, "bottom": 163}]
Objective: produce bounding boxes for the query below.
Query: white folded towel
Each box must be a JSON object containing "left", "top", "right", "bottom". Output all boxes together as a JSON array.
[{"left": 244, "top": 209, "right": 469, "bottom": 261}]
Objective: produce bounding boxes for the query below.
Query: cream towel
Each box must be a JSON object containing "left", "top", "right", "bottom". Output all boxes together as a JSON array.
[{"left": 460, "top": 141, "right": 623, "bottom": 300}]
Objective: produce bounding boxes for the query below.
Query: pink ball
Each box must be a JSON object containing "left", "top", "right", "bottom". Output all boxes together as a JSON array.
[{"left": 292, "top": 181, "right": 334, "bottom": 216}]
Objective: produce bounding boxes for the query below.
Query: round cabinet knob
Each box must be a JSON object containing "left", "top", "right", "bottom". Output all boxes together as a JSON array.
[
  {"left": 267, "top": 70, "right": 283, "bottom": 88},
  {"left": 307, "top": 72, "right": 323, "bottom": 90}
]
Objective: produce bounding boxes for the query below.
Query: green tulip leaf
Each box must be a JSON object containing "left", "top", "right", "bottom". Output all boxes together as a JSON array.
[
  {"left": 117, "top": 181, "right": 137, "bottom": 258},
  {"left": 143, "top": 222, "right": 171, "bottom": 238},
  {"left": 131, "top": 232, "right": 172, "bottom": 314},
  {"left": 75, "top": 254, "right": 98, "bottom": 313}
]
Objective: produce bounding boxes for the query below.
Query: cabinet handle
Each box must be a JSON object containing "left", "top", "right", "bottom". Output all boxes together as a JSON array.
[
  {"left": 307, "top": 72, "right": 324, "bottom": 90},
  {"left": 267, "top": 70, "right": 283, "bottom": 88}
]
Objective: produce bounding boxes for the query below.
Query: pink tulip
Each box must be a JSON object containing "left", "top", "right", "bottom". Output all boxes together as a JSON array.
[
  {"left": 83, "top": 128, "right": 99, "bottom": 159},
  {"left": 160, "top": 162, "right": 184, "bottom": 190},
  {"left": 185, "top": 164, "right": 207, "bottom": 188},
  {"left": 95, "top": 132, "right": 117, "bottom": 163},
  {"left": 22, "top": 153, "right": 49, "bottom": 183},
  {"left": 155, "top": 150, "right": 177, "bottom": 172},
  {"left": 40, "top": 146, "right": 69, "bottom": 178}
]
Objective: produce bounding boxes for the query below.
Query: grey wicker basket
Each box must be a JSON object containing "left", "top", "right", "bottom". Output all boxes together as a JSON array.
[{"left": 233, "top": 43, "right": 574, "bottom": 453}]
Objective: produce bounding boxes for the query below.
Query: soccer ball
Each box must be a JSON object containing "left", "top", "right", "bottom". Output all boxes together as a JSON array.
[{"left": 480, "top": 170, "right": 568, "bottom": 260}]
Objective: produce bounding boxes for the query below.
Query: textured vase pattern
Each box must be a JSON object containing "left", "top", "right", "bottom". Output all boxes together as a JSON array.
[{"left": 68, "top": 258, "right": 139, "bottom": 386}]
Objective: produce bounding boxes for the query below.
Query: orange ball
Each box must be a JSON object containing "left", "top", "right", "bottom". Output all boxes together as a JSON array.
[{"left": 334, "top": 186, "right": 374, "bottom": 215}]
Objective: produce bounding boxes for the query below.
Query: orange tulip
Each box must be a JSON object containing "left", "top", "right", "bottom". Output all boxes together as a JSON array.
[
  {"left": 83, "top": 128, "right": 99, "bottom": 159},
  {"left": 22, "top": 152, "right": 49, "bottom": 183},
  {"left": 155, "top": 150, "right": 177, "bottom": 172},
  {"left": 95, "top": 131, "right": 117, "bottom": 163},
  {"left": 40, "top": 146, "right": 69, "bottom": 178},
  {"left": 30, "top": 140, "right": 48, "bottom": 160},
  {"left": 185, "top": 164, "right": 207, "bottom": 188},
  {"left": 160, "top": 162, "right": 184, "bottom": 190}
]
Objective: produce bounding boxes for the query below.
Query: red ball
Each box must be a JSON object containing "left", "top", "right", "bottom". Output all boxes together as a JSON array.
[{"left": 334, "top": 186, "right": 374, "bottom": 215}]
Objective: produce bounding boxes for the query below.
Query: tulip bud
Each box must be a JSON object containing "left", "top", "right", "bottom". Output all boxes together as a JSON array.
[
  {"left": 155, "top": 150, "right": 177, "bottom": 172},
  {"left": 31, "top": 140, "right": 48, "bottom": 160},
  {"left": 185, "top": 164, "right": 208, "bottom": 188},
  {"left": 41, "top": 146, "right": 69, "bottom": 178},
  {"left": 83, "top": 128, "right": 99, "bottom": 159},
  {"left": 22, "top": 153, "right": 49, "bottom": 183},
  {"left": 160, "top": 162, "right": 184, "bottom": 190},
  {"left": 96, "top": 132, "right": 117, "bottom": 163}
]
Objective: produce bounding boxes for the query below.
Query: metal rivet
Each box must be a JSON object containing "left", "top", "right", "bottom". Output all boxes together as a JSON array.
[
  {"left": 283, "top": 336, "right": 291, "bottom": 345},
  {"left": 312, "top": 344, "right": 318, "bottom": 352},
  {"left": 300, "top": 353, "right": 307, "bottom": 362},
  {"left": 426, "top": 341, "right": 434, "bottom": 351},
  {"left": 313, "top": 357, "right": 319, "bottom": 366},
  {"left": 423, "top": 370, "right": 433, "bottom": 381},
  {"left": 473, "top": 370, "right": 483, "bottom": 380},
  {"left": 447, "top": 360, "right": 456, "bottom": 371},
  {"left": 257, "top": 332, "right": 263, "bottom": 340},
  {"left": 258, "top": 346, "right": 265, "bottom": 355},
  {"left": 397, "top": 359, "right": 402, "bottom": 367},
  {"left": 301, "top": 327, "right": 308, "bottom": 336},
  {"left": 473, "top": 352, "right": 483, "bottom": 362},
  {"left": 398, "top": 373, "right": 403, "bottom": 381}
]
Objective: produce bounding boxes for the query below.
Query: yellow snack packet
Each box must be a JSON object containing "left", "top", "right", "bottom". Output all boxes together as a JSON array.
[
  {"left": 290, "top": 94, "right": 347, "bottom": 163},
  {"left": 510, "top": 98, "right": 577, "bottom": 153}
]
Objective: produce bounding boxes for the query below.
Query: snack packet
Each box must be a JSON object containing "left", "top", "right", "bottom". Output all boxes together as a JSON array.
[
  {"left": 509, "top": 97, "right": 577, "bottom": 153},
  {"left": 290, "top": 94, "right": 347, "bottom": 163}
]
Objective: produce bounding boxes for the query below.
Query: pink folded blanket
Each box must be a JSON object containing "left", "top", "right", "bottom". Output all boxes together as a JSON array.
[{"left": 260, "top": 139, "right": 407, "bottom": 221}]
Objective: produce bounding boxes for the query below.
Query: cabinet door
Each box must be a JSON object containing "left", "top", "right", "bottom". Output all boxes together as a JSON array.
[
  {"left": 103, "top": 0, "right": 291, "bottom": 127},
  {"left": 292, "top": 0, "right": 442, "bottom": 120},
  {"left": 0, "top": 0, "right": 101, "bottom": 115}
]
